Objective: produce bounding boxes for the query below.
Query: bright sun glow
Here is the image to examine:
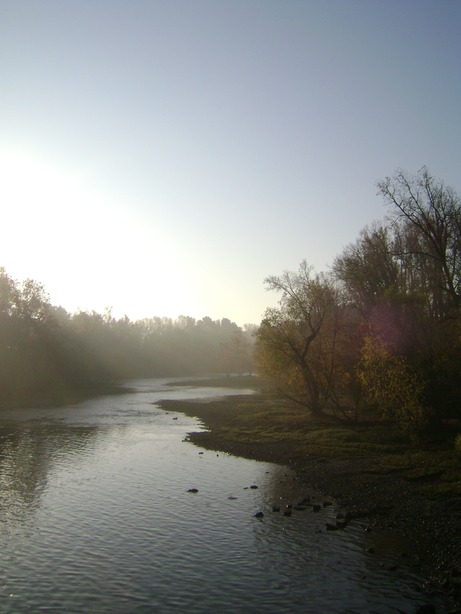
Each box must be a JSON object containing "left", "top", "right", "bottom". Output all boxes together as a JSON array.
[{"left": 0, "top": 150, "right": 203, "bottom": 320}]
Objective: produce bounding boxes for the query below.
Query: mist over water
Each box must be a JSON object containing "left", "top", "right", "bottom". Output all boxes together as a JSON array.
[{"left": 0, "top": 380, "right": 449, "bottom": 612}]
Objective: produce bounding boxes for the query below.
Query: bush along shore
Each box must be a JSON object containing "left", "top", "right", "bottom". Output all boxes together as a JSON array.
[{"left": 159, "top": 377, "right": 461, "bottom": 610}]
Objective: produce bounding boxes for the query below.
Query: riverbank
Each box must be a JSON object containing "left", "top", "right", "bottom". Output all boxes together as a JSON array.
[{"left": 159, "top": 378, "right": 461, "bottom": 608}]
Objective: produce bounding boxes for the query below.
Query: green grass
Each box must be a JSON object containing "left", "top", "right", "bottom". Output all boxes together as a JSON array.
[{"left": 159, "top": 383, "right": 461, "bottom": 500}]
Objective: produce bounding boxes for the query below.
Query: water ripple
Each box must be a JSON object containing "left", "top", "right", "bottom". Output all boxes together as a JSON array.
[{"left": 0, "top": 378, "right": 450, "bottom": 612}]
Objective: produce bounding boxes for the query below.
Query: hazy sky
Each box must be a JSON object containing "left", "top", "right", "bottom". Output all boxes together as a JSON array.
[{"left": 1, "top": 0, "right": 460, "bottom": 325}]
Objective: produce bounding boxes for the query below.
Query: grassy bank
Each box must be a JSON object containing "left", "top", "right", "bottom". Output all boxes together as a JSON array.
[{"left": 164, "top": 376, "right": 461, "bottom": 499}]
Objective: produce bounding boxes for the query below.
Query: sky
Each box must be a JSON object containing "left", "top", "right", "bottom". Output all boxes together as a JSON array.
[{"left": 1, "top": 0, "right": 460, "bottom": 326}]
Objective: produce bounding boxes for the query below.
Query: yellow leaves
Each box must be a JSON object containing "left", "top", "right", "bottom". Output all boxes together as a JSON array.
[{"left": 358, "top": 334, "right": 425, "bottom": 431}]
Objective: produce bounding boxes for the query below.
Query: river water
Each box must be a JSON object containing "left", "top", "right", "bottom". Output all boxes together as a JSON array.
[{"left": 0, "top": 378, "right": 449, "bottom": 613}]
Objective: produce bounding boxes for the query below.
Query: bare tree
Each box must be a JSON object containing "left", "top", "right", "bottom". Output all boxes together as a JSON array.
[
  {"left": 378, "top": 167, "right": 461, "bottom": 319},
  {"left": 255, "top": 261, "right": 345, "bottom": 414},
  {"left": 333, "top": 223, "right": 399, "bottom": 315}
]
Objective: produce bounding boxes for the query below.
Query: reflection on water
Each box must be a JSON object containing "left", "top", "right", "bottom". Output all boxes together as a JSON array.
[
  {"left": 0, "top": 379, "right": 451, "bottom": 612},
  {"left": 0, "top": 423, "right": 98, "bottom": 524}
]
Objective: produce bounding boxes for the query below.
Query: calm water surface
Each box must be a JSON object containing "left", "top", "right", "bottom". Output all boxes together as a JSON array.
[{"left": 0, "top": 379, "right": 449, "bottom": 612}]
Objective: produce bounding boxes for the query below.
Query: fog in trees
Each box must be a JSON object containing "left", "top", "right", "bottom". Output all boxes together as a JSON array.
[{"left": 0, "top": 268, "right": 254, "bottom": 408}]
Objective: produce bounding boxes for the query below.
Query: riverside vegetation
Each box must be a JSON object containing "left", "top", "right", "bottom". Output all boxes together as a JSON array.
[{"left": 255, "top": 169, "right": 461, "bottom": 443}]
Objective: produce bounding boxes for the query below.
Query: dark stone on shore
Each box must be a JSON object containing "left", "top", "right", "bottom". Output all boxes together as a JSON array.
[
  {"left": 336, "top": 512, "right": 352, "bottom": 525},
  {"left": 250, "top": 485, "right": 258, "bottom": 489},
  {"left": 326, "top": 523, "right": 338, "bottom": 531},
  {"left": 187, "top": 488, "right": 198, "bottom": 493},
  {"left": 254, "top": 511, "right": 264, "bottom": 518},
  {"left": 272, "top": 505, "right": 280, "bottom": 512}
]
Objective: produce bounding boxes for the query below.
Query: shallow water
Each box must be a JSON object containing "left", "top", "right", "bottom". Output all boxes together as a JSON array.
[{"left": 0, "top": 379, "right": 449, "bottom": 612}]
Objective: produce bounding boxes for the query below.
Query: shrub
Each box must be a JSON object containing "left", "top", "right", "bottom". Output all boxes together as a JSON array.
[{"left": 455, "top": 433, "right": 461, "bottom": 455}]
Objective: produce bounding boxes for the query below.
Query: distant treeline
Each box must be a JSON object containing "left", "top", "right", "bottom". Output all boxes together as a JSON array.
[
  {"left": 0, "top": 269, "right": 255, "bottom": 408},
  {"left": 256, "top": 168, "right": 461, "bottom": 437}
]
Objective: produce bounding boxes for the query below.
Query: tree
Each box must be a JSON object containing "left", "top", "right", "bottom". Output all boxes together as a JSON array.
[
  {"left": 334, "top": 223, "right": 432, "bottom": 360},
  {"left": 357, "top": 333, "right": 426, "bottom": 435},
  {"left": 220, "top": 328, "right": 254, "bottom": 376},
  {"left": 255, "top": 261, "right": 344, "bottom": 414},
  {"left": 333, "top": 224, "right": 400, "bottom": 315},
  {"left": 377, "top": 169, "right": 461, "bottom": 420},
  {"left": 378, "top": 167, "right": 461, "bottom": 318}
]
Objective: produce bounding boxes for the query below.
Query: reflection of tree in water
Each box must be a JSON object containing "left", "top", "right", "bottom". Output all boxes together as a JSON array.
[{"left": 0, "top": 422, "right": 99, "bottom": 523}]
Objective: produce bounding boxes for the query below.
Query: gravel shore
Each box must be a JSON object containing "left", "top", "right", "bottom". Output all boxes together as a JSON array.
[{"left": 159, "top": 392, "right": 461, "bottom": 610}]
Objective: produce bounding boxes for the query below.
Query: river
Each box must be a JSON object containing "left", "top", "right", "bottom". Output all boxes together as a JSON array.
[{"left": 0, "top": 378, "right": 449, "bottom": 612}]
